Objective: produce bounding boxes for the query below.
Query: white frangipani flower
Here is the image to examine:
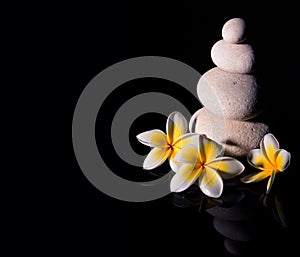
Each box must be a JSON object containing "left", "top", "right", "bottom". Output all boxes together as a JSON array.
[
  {"left": 241, "top": 133, "right": 291, "bottom": 193},
  {"left": 170, "top": 134, "right": 245, "bottom": 198},
  {"left": 136, "top": 111, "right": 197, "bottom": 171}
]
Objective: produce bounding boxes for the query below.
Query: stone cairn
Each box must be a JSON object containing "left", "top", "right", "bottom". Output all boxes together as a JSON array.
[{"left": 190, "top": 18, "right": 269, "bottom": 156}]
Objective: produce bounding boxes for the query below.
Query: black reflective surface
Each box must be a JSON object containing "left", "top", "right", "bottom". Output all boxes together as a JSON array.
[
  {"left": 171, "top": 177, "right": 294, "bottom": 256},
  {"left": 19, "top": 1, "right": 300, "bottom": 256},
  {"left": 68, "top": 3, "right": 298, "bottom": 256}
]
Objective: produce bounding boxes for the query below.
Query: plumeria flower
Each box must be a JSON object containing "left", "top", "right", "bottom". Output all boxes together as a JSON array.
[
  {"left": 136, "top": 111, "right": 197, "bottom": 170},
  {"left": 241, "top": 133, "right": 291, "bottom": 194},
  {"left": 170, "top": 134, "right": 245, "bottom": 198}
]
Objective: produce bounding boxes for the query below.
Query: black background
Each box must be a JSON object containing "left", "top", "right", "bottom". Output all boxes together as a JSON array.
[{"left": 12, "top": 1, "right": 300, "bottom": 256}]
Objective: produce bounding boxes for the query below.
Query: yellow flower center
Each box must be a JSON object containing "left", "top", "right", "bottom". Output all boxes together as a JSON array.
[
  {"left": 168, "top": 143, "right": 174, "bottom": 150},
  {"left": 194, "top": 161, "right": 205, "bottom": 170}
]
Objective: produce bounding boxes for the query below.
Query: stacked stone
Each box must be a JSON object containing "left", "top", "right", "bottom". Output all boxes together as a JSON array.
[{"left": 192, "top": 18, "right": 269, "bottom": 156}]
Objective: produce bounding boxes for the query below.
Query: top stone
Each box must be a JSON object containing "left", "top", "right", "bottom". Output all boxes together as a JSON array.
[{"left": 222, "top": 18, "right": 246, "bottom": 43}]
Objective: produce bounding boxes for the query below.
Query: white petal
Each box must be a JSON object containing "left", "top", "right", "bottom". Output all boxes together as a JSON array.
[
  {"left": 248, "top": 149, "right": 274, "bottom": 170},
  {"left": 260, "top": 133, "right": 279, "bottom": 166},
  {"left": 199, "top": 166, "right": 223, "bottom": 198},
  {"left": 188, "top": 109, "right": 201, "bottom": 133},
  {"left": 173, "top": 133, "right": 199, "bottom": 149},
  {"left": 136, "top": 129, "right": 167, "bottom": 148},
  {"left": 169, "top": 147, "right": 182, "bottom": 172},
  {"left": 143, "top": 147, "right": 171, "bottom": 170},
  {"left": 274, "top": 149, "right": 291, "bottom": 172},
  {"left": 240, "top": 170, "right": 270, "bottom": 183},
  {"left": 266, "top": 170, "right": 276, "bottom": 194},
  {"left": 198, "top": 135, "right": 223, "bottom": 163},
  {"left": 166, "top": 111, "right": 187, "bottom": 144},
  {"left": 169, "top": 158, "right": 182, "bottom": 172},
  {"left": 171, "top": 134, "right": 199, "bottom": 172},
  {"left": 173, "top": 144, "right": 199, "bottom": 164},
  {"left": 170, "top": 164, "right": 201, "bottom": 192},
  {"left": 206, "top": 157, "right": 245, "bottom": 179}
]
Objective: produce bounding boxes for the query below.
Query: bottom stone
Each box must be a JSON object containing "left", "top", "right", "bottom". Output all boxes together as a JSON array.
[{"left": 190, "top": 108, "right": 269, "bottom": 157}]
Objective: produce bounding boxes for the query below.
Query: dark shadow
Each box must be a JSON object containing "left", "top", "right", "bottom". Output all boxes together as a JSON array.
[{"left": 171, "top": 177, "right": 293, "bottom": 256}]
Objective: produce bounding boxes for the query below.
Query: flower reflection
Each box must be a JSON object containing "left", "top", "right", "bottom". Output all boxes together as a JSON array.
[
  {"left": 171, "top": 178, "right": 289, "bottom": 256},
  {"left": 260, "top": 184, "right": 289, "bottom": 228},
  {"left": 171, "top": 184, "right": 223, "bottom": 211}
]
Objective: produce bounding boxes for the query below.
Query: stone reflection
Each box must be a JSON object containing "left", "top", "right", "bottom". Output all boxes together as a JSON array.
[{"left": 171, "top": 178, "right": 289, "bottom": 256}]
